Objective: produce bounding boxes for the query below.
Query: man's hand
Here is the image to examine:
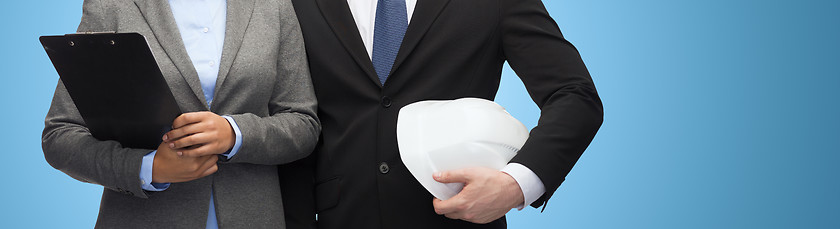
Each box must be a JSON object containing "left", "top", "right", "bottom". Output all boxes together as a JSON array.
[
  {"left": 432, "top": 167, "right": 525, "bottom": 224},
  {"left": 151, "top": 141, "right": 218, "bottom": 183},
  {"left": 162, "top": 111, "right": 235, "bottom": 157}
]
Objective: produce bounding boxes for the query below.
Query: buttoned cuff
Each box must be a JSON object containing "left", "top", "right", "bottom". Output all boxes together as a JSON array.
[
  {"left": 140, "top": 150, "right": 170, "bottom": 191},
  {"left": 501, "top": 163, "right": 546, "bottom": 210},
  {"left": 221, "top": 116, "right": 243, "bottom": 159}
]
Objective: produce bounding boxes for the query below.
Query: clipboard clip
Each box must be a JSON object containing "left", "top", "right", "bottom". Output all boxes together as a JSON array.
[
  {"left": 69, "top": 31, "right": 118, "bottom": 35},
  {"left": 65, "top": 32, "right": 119, "bottom": 46}
]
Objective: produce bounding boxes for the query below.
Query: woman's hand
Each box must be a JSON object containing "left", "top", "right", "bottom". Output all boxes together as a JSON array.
[
  {"left": 151, "top": 141, "right": 218, "bottom": 183},
  {"left": 162, "top": 111, "right": 236, "bottom": 157}
]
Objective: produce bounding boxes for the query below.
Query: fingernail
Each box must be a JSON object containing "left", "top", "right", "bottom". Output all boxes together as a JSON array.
[
  {"left": 169, "top": 143, "right": 175, "bottom": 148},
  {"left": 433, "top": 172, "right": 442, "bottom": 179},
  {"left": 177, "top": 151, "right": 183, "bottom": 156},
  {"left": 162, "top": 135, "right": 168, "bottom": 141}
]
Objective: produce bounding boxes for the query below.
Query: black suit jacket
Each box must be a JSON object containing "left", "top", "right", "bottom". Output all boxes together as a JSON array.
[{"left": 284, "top": 0, "right": 603, "bottom": 228}]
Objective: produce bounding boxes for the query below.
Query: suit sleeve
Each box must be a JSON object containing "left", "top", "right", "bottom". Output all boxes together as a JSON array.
[
  {"left": 500, "top": 0, "right": 604, "bottom": 209},
  {"left": 224, "top": 2, "right": 321, "bottom": 165},
  {"left": 41, "top": 0, "right": 151, "bottom": 199}
]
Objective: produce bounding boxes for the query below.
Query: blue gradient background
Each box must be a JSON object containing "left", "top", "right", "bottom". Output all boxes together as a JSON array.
[{"left": 1, "top": 0, "right": 837, "bottom": 228}]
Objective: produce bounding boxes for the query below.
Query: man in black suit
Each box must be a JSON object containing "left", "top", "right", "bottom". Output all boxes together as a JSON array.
[{"left": 283, "top": 0, "right": 603, "bottom": 228}]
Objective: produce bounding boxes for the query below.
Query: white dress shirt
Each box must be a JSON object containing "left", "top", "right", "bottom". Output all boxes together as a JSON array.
[
  {"left": 346, "top": 0, "right": 546, "bottom": 209},
  {"left": 346, "top": 0, "right": 416, "bottom": 58}
]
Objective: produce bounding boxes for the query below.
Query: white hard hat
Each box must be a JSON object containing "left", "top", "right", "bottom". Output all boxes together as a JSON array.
[{"left": 397, "top": 98, "right": 529, "bottom": 200}]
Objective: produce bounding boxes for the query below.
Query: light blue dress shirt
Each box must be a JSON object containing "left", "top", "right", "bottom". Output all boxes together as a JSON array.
[{"left": 137, "top": 0, "right": 241, "bottom": 228}]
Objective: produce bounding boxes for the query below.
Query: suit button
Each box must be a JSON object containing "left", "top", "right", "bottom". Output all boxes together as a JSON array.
[
  {"left": 381, "top": 96, "right": 392, "bottom": 108},
  {"left": 379, "top": 162, "right": 390, "bottom": 174}
]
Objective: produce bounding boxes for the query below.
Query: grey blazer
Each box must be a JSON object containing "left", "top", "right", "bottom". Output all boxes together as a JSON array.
[{"left": 41, "top": 0, "right": 319, "bottom": 228}]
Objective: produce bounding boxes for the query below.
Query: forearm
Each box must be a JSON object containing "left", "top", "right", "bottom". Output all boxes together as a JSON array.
[
  {"left": 501, "top": 0, "right": 604, "bottom": 207},
  {"left": 42, "top": 82, "right": 150, "bottom": 198},
  {"left": 41, "top": 0, "right": 149, "bottom": 198},
  {"left": 225, "top": 111, "right": 319, "bottom": 165}
]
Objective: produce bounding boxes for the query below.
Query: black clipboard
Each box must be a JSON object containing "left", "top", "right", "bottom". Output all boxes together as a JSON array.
[{"left": 41, "top": 32, "right": 182, "bottom": 149}]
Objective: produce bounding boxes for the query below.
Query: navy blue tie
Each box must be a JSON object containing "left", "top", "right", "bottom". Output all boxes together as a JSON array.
[{"left": 372, "top": 0, "right": 408, "bottom": 84}]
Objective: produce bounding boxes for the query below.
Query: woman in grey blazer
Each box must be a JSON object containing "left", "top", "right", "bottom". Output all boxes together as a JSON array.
[{"left": 41, "top": 0, "right": 319, "bottom": 228}]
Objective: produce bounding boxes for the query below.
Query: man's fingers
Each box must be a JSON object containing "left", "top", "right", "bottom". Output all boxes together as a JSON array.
[
  {"left": 432, "top": 198, "right": 452, "bottom": 215},
  {"left": 433, "top": 197, "right": 464, "bottom": 215},
  {"left": 433, "top": 169, "right": 471, "bottom": 184},
  {"left": 172, "top": 112, "right": 209, "bottom": 129},
  {"left": 435, "top": 197, "right": 467, "bottom": 220}
]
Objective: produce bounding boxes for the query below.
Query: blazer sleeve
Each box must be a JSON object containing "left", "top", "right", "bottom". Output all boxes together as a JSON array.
[
  {"left": 500, "top": 0, "right": 604, "bottom": 209},
  {"left": 41, "top": 0, "right": 151, "bottom": 199},
  {"left": 223, "top": 2, "right": 321, "bottom": 165}
]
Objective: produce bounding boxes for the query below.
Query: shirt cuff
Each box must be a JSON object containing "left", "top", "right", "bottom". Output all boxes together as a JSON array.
[
  {"left": 140, "top": 150, "right": 170, "bottom": 191},
  {"left": 501, "top": 163, "right": 546, "bottom": 210},
  {"left": 221, "top": 116, "right": 243, "bottom": 159}
]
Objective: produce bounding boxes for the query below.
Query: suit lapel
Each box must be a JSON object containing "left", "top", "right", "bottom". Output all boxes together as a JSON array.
[
  {"left": 212, "top": 0, "right": 256, "bottom": 107},
  {"left": 389, "top": 0, "right": 451, "bottom": 81},
  {"left": 134, "top": 0, "right": 208, "bottom": 107},
  {"left": 315, "top": 0, "right": 381, "bottom": 87}
]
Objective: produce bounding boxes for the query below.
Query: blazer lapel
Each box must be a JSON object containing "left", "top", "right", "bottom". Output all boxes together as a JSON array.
[
  {"left": 389, "top": 0, "right": 451, "bottom": 79},
  {"left": 212, "top": 0, "right": 256, "bottom": 106},
  {"left": 134, "top": 0, "right": 209, "bottom": 107},
  {"left": 315, "top": 0, "right": 381, "bottom": 87}
]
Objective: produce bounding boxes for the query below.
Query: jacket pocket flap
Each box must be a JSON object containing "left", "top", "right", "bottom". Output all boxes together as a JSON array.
[{"left": 315, "top": 177, "right": 340, "bottom": 213}]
